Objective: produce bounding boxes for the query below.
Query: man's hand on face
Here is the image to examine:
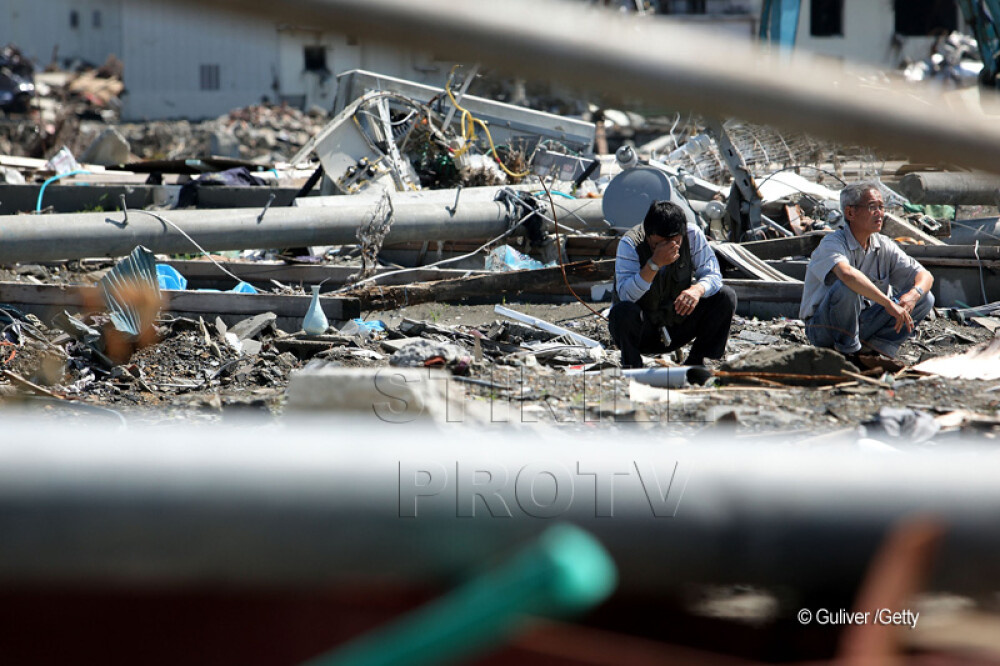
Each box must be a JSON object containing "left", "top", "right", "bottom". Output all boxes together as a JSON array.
[{"left": 651, "top": 235, "right": 682, "bottom": 266}]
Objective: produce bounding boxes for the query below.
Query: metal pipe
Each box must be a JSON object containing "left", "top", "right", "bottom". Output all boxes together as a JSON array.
[
  {"left": 2, "top": 417, "right": 1000, "bottom": 596},
  {"left": 0, "top": 190, "right": 605, "bottom": 263},
  {"left": 899, "top": 171, "right": 1000, "bottom": 206},
  {"left": 170, "top": 0, "right": 1000, "bottom": 176}
]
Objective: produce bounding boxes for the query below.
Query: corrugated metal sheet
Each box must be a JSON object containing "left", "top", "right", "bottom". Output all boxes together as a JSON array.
[{"left": 98, "top": 245, "right": 161, "bottom": 336}]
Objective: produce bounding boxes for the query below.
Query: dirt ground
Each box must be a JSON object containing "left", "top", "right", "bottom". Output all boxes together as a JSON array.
[
  {"left": 4, "top": 288, "right": 998, "bottom": 441},
  {"left": 381, "top": 300, "right": 1000, "bottom": 439}
]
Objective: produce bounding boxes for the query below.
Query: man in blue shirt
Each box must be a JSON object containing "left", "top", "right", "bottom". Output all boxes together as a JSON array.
[{"left": 609, "top": 200, "right": 737, "bottom": 368}]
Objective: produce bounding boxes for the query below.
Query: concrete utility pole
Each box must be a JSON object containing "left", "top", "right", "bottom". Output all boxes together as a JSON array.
[{"left": 0, "top": 190, "right": 605, "bottom": 263}]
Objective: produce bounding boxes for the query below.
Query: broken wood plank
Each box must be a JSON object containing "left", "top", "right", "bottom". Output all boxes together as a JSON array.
[
  {"left": 713, "top": 242, "right": 802, "bottom": 282},
  {"left": 714, "top": 369, "right": 854, "bottom": 385},
  {"left": 971, "top": 316, "right": 1000, "bottom": 333},
  {"left": 166, "top": 259, "right": 483, "bottom": 289},
  {"left": 724, "top": 279, "right": 803, "bottom": 302},
  {"left": 739, "top": 232, "right": 827, "bottom": 260},
  {"left": 346, "top": 260, "right": 614, "bottom": 310},
  {"left": 913, "top": 258, "right": 1000, "bottom": 269},
  {"left": 0, "top": 281, "right": 361, "bottom": 321},
  {"left": 1, "top": 369, "right": 66, "bottom": 399},
  {"left": 840, "top": 369, "right": 891, "bottom": 388},
  {"left": 904, "top": 244, "right": 1000, "bottom": 260}
]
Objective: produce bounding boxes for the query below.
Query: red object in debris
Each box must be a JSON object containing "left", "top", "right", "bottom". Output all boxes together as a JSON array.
[
  {"left": 423, "top": 356, "right": 447, "bottom": 367},
  {"left": 0, "top": 341, "right": 15, "bottom": 366}
]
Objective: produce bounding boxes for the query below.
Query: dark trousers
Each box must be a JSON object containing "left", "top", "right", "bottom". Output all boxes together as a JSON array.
[{"left": 608, "top": 286, "right": 737, "bottom": 369}]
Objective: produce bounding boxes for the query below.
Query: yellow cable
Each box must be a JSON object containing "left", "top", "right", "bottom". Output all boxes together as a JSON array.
[
  {"left": 445, "top": 65, "right": 529, "bottom": 179},
  {"left": 474, "top": 117, "right": 530, "bottom": 179}
]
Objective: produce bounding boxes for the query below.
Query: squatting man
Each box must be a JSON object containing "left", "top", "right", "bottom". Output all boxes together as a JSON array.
[
  {"left": 800, "top": 182, "right": 934, "bottom": 363},
  {"left": 609, "top": 200, "right": 737, "bottom": 368}
]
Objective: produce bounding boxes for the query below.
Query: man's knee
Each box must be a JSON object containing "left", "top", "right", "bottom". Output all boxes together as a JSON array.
[
  {"left": 822, "top": 279, "right": 863, "bottom": 317},
  {"left": 715, "top": 285, "right": 737, "bottom": 315},
  {"left": 913, "top": 290, "right": 935, "bottom": 322},
  {"left": 700, "top": 286, "right": 737, "bottom": 321},
  {"left": 608, "top": 301, "right": 642, "bottom": 339},
  {"left": 702, "top": 285, "right": 736, "bottom": 308},
  {"left": 609, "top": 300, "right": 642, "bottom": 325}
]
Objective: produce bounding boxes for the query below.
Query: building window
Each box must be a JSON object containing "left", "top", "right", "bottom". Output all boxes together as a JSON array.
[
  {"left": 894, "top": 0, "right": 957, "bottom": 36},
  {"left": 661, "top": 0, "right": 706, "bottom": 12},
  {"left": 303, "top": 46, "right": 328, "bottom": 72},
  {"left": 70, "top": 10, "right": 79, "bottom": 28},
  {"left": 93, "top": 10, "right": 102, "bottom": 28},
  {"left": 810, "top": 0, "right": 843, "bottom": 37},
  {"left": 200, "top": 64, "right": 220, "bottom": 91}
]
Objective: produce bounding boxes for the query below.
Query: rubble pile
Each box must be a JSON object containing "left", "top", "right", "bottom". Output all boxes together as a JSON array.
[
  {"left": 114, "top": 103, "right": 331, "bottom": 163},
  {"left": 8, "top": 0, "right": 1000, "bottom": 659},
  {"left": 0, "top": 59, "right": 998, "bottom": 448},
  {"left": 0, "top": 44, "right": 36, "bottom": 117},
  {"left": 0, "top": 48, "right": 127, "bottom": 159},
  {"left": 5, "top": 288, "right": 999, "bottom": 440}
]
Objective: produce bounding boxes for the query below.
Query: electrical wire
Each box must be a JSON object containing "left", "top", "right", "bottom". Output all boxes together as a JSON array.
[
  {"left": 949, "top": 218, "right": 1000, "bottom": 243},
  {"left": 331, "top": 208, "right": 539, "bottom": 293},
  {"left": 754, "top": 165, "right": 848, "bottom": 190},
  {"left": 974, "top": 240, "right": 989, "bottom": 306},
  {"left": 131, "top": 209, "right": 246, "bottom": 286},
  {"left": 36, "top": 169, "right": 92, "bottom": 212},
  {"left": 532, "top": 190, "right": 576, "bottom": 200},
  {"left": 546, "top": 198, "right": 612, "bottom": 232},
  {"left": 445, "top": 66, "right": 530, "bottom": 179},
  {"left": 539, "top": 178, "right": 608, "bottom": 321}
]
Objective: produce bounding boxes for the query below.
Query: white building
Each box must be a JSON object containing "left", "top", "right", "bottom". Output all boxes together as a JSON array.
[
  {"left": 0, "top": 0, "right": 456, "bottom": 121},
  {"left": 659, "top": 0, "right": 966, "bottom": 69},
  {"left": 1, "top": 0, "right": 971, "bottom": 121},
  {"left": 758, "top": 0, "right": 964, "bottom": 69}
]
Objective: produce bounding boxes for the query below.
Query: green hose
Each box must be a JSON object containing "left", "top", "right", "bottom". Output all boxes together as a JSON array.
[{"left": 301, "top": 524, "right": 617, "bottom": 666}]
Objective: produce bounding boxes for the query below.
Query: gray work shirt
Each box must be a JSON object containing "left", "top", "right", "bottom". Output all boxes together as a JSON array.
[{"left": 799, "top": 225, "right": 926, "bottom": 320}]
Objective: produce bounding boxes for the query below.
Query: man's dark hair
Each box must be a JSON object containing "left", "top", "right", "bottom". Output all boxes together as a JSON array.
[{"left": 642, "top": 200, "right": 686, "bottom": 238}]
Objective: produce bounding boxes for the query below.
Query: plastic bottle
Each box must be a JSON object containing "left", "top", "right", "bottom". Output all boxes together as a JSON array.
[{"left": 302, "top": 284, "right": 329, "bottom": 335}]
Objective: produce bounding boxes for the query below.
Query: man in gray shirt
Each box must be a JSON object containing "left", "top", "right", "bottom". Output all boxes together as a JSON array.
[{"left": 800, "top": 182, "right": 934, "bottom": 360}]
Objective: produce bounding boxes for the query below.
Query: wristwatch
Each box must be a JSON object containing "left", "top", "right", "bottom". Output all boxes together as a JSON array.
[
  {"left": 645, "top": 259, "right": 660, "bottom": 272},
  {"left": 913, "top": 286, "right": 925, "bottom": 297}
]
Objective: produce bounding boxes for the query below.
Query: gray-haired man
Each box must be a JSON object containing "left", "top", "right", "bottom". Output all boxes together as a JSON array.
[{"left": 800, "top": 182, "right": 934, "bottom": 361}]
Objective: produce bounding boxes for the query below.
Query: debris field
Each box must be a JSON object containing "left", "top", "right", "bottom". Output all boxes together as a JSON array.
[
  {"left": 8, "top": 5, "right": 1000, "bottom": 665},
  {"left": 3, "top": 51, "right": 1000, "bottom": 450}
]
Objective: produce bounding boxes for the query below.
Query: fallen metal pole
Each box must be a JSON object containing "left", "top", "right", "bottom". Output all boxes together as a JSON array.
[
  {"left": 0, "top": 190, "right": 604, "bottom": 263},
  {"left": 2, "top": 418, "right": 1000, "bottom": 596},
  {"left": 899, "top": 171, "right": 1000, "bottom": 206}
]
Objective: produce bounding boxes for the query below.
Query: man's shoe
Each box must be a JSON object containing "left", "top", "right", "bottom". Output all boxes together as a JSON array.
[
  {"left": 841, "top": 351, "right": 864, "bottom": 371},
  {"left": 857, "top": 353, "right": 904, "bottom": 373},
  {"left": 843, "top": 350, "right": 903, "bottom": 373}
]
